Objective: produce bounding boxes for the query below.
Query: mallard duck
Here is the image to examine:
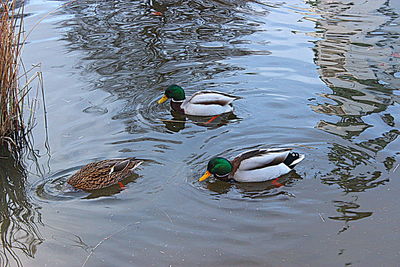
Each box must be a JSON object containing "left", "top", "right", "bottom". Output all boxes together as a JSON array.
[
  {"left": 67, "top": 158, "right": 143, "bottom": 190},
  {"left": 157, "top": 85, "right": 240, "bottom": 116},
  {"left": 199, "top": 148, "right": 304, "bottom": 183}
]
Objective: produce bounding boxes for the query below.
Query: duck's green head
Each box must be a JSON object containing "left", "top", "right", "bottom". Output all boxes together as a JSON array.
[
  {"left": 157, "top": 85, "right": 186, "bottom": 104},
  {"left": 199, "top": 157, "right": 233, "bottom": 182}
]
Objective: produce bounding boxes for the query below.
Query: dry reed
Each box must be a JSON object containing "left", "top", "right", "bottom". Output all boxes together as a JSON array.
[{"left": 0, "top": 0, "right": 42, "bottom": 151}]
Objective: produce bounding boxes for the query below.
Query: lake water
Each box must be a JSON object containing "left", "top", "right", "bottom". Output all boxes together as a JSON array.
[{"left": 1, "top": 0, "right": 399, "bottom": 266}]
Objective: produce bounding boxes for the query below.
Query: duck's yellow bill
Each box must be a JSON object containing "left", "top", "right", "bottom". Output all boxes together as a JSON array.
[
  {"left": 199, "top": 171, "right": 212, "bottom": 182},
  {"left": 157, "top": 95, "right": 168, "bottom": 104}
]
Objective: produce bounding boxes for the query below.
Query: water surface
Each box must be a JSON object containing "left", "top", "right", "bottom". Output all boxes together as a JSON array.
[{"left": 0, "top": 0, "right": 399, "bottom": 266}]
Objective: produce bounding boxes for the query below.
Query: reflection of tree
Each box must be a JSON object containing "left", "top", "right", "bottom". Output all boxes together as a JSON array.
[
  {"left": 307, "top": 0, "right": 400, "bottom": 228},
  {"left": 321, "top": 129, "right": 398, "bottom": 193},
  {"left": 329, "top": 200, "right": 372, "bottom": 234},
  {"left": 358, "top": 129, "right": 399, "bottom": 153},
  {"left": 308, "top": 0, "right": 399, "bottom": 138},
  {"left": 330, "top": 200, "right": 372, "bottom": 222},
  {"left": 308, "top": 0, "right": 400, "bottom": 182},
  {"left": 60, "top": 0, "right": 266, "bottom": 131},
  {"left": 0, "top": 147, "right": 43, "bottom": 267},
  {"left": 61, "top": 0, "right": 261, "bottom": 91}
]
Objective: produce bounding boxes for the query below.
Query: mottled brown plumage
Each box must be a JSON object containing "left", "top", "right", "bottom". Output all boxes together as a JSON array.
[{"left": 67, "top": 158, "right": 143, "bottom": 190}]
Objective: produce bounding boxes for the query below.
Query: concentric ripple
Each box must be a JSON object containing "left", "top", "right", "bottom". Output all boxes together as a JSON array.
[{"left": 32, "top": 171, "right": 88, "bottom": 202}]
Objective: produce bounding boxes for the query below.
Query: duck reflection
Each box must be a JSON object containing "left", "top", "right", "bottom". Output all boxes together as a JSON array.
[
  {"left": 205, "top": 171, "right": 302, "bottom": 199},
  {"left": 162, "top": 111, "right": 239, "bottom": 132},
  {"left": 0, "top": 146, "right": 43, "bottom": 267},
  {"left": 161, "top": 111, "right": 187, "bottom": 132}
]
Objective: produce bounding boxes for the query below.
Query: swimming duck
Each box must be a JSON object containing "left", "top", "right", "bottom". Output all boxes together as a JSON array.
[
  {"left": 67, "top": 158, "right": 143, "bottom": 190},
  {"left": 199, "top": 148, "right": 304, "bottom": 183},
  {"left": 157, "top": 85, "right": 240, "bottom": 116}
]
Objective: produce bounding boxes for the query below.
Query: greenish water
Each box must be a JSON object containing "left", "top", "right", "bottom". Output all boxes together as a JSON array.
[{"left": 0, "top": 0, "right": 399, "bottom": 266}]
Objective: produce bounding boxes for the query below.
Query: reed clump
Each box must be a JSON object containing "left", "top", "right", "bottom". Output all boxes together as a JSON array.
[
  {"left": 0, "top": 0, "right": 25, "bottom": 145},
  {"left": 1, "top": 0, "right": 41, "bottom": 151}
]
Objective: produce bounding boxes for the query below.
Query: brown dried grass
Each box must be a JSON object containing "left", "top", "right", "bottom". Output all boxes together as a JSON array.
[
  {"left": 0, "top": 0, "right": 43, "bottom": 151},
  {"left": 0, "top": 0, "right": 25, "bottom": 142}
]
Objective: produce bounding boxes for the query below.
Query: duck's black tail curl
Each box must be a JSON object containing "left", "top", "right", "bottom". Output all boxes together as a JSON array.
[{"left": 283, "top": 152, "right": 305, "bottom": 168}]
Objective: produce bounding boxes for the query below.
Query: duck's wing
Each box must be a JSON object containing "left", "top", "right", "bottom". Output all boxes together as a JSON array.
[
  {"left": 109, "top": 158, "right": 143, "bottom": 174},
  {"left": 231, "top": 148, "right": 293, "bottom": 173},
  {"left": 184, "top": 91, "right": 240, "bottom": 106}
]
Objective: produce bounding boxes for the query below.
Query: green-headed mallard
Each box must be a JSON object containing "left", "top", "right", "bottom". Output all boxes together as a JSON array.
[
  {"left": 157, "top": 85, "right": 240, "bottom": 116},
  {"left": 67, "top": 158, "right": 143, "bottom": 190},
  {"left": 199, "top": 148, "right": 304, "bottom": 183}
]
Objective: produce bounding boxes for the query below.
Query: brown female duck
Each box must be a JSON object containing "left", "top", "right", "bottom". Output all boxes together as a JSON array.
[{"left": 67, "top": 158, "right": 143, "bottom": 190}]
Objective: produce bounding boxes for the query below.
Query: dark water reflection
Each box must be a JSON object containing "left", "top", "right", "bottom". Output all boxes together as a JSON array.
[
  {"left": 204, "top": 171, "right": 301, "bottom": 199},
  {"left": 0, "top": 147, "right": 42, "bottom": 267},
  {"left": 162, "top": 112, "right": 240, "bottom": 133},
  {"left": 13, "top": 0, "right": 400, "bottom": 266},
  {"left": 303, "top": 2, "right": 400, "bottom": 260},
  {"left": 309, "top": 0, "right": 400, "bottom": 139},
  {"left": 60, "top": 0, "right": 266, "bottom": 135},
  {"left": 329, "top": 200, "right": 373, "bottom": 222},
  {"left": 307, "top": 0, "right": 400, "bottom": 192}
]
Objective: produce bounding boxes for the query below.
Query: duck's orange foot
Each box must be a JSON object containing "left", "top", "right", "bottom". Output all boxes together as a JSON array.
[
  {"left": 118, "top": 182, "right": 127, "bottom": 189},
  {"left": 271, "top": 178, "right": 283, "bottom": 188},
  {"left": 204, "top": 115, "right": 221, "bottom": 125},
  {"left": 151, "top": 11, "right": 163, "bottom": 16}
]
